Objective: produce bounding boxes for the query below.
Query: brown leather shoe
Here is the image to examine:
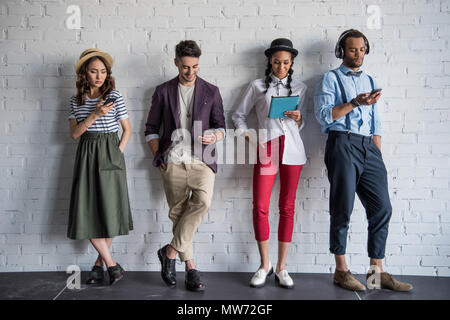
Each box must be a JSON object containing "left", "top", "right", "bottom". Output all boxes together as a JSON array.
[
  {"left": 366, "top": 271, "right": 413, "bottom": 292},
  {"left": 334, "top": 269, "right": 366, "bottom": 291}
]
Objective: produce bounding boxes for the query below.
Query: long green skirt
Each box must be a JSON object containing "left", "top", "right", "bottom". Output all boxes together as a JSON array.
[{"left": 67, "top": 132, "right": 133, "bottom": 240}]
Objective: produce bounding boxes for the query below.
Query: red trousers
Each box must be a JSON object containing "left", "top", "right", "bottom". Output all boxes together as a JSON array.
[{"left": 252, "top": 135, "right": 303, "bottom": 242}]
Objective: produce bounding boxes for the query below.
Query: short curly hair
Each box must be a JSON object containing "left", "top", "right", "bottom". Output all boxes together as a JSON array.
[{"left": 175, "top": 40, "right": 202, "bottom": 60}]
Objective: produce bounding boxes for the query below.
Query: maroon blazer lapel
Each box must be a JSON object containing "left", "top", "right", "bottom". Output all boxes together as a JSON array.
[{"left": 167, "top": 77, "right": 180, "bottom": 128}]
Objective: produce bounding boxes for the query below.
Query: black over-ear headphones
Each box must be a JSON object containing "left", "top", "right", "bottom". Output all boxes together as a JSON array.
[{"left": 335, "top": 29, "right": 370, "bottom": 59}]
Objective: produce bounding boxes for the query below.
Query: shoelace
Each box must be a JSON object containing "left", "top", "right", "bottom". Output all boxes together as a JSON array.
[
  {"left": 343, "top": 270, "right": 352, "bottom": 282},
  {"left": 165, "top": 259, "right": 176, "bottom": 273},
  {"left": 385, "top": 273, "right": 396, "bottom": 286}
]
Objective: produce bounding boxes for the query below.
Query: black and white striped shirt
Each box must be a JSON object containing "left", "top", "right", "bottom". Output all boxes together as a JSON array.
[{"left": 68, "top": 90, "right": 128, "bottom": 132}]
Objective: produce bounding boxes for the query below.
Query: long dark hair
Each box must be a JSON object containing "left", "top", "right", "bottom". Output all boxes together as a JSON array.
[
  {"left": 263, "top": 54, "right": 294, "bottom": 96},
  {"left": 75, "top": 56, "right": 115, "bottom": 106}
]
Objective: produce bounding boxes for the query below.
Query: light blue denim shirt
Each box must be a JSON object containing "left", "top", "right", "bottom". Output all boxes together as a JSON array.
[{"left": 314, "top": 64, "right": 382, "bottom": 136}]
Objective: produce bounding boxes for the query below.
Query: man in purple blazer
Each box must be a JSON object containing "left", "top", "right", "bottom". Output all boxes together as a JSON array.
[{"left": 145, "top": 40, "right": 225, "bottom": 292}]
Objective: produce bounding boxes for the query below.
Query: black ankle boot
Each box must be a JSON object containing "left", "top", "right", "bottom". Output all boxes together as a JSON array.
[
  {"left": 107, "top": 263, "right": 124, "bottom": 285},
  {"left": 86, "top": 265, "right": 104, "bottom": 284}
]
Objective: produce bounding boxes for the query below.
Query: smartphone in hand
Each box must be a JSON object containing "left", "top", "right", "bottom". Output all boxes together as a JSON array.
[
  {"left": 370, "top": 88, "right": 382, "bottom": 94},
  {"left": 103, "top": 97, "right": 116, "bottom": 105}
]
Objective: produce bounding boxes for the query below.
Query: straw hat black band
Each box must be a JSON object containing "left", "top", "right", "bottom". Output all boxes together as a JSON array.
[{"left": 75, "top": 48, "right": 114, "bottom": 74}]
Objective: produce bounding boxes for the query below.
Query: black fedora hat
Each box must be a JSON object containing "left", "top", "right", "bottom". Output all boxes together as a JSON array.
[{"left": 264, "top": 38, "right": 298, "bottom": 57}]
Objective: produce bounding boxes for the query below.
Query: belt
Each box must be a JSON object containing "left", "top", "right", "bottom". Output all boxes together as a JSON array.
[{"left": 328, "top": 130, "right": 373, "bottom": 143}]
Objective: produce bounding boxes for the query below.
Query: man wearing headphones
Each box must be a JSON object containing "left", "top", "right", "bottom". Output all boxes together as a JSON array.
[{"left": 314, "top": 29, "right": 413, "bottom": 292}]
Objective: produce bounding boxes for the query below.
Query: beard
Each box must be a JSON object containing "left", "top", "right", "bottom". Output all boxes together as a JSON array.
[{"left": 344, "top": 56, "right": 364, "bottom": 69}]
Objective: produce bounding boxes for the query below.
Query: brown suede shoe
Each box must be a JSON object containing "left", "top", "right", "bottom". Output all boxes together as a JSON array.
[
  {"left": 334, "top": 269, "right": 366, "bottom": 291},
  {"left": 366, "top": 271, "right": 413, "bottom": 292}
]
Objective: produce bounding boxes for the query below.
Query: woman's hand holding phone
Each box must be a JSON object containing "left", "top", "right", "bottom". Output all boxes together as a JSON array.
[{"left": 94, "top": 99, "right": 115, "bottom": 117}]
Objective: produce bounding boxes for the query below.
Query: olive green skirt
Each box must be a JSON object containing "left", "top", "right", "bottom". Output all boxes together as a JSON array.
[{"left": 67, "top": 132, "right": 133, "bottom": 240}]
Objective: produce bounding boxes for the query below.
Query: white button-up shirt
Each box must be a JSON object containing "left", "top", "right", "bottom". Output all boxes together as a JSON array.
[{"left": 232, "top": 74, "right": 307, "bottom": 165}]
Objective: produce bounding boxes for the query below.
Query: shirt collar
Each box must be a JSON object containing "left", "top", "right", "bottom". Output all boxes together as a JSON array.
[
  {"left": 339, "top": 63, "right": 363, "bottom": 76},
  {"left": 270, "top": 73, "right": 288, "bottom": 86}
]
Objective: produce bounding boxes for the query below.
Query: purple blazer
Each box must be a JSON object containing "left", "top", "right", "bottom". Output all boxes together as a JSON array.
[{"left": 144, "top": 76, "right": 226, "bottom": 173}]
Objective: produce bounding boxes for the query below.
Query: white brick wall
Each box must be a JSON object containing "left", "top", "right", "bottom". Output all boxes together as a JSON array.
[{"left": 0, "top": 0, "right": 449, "bottom": 277}]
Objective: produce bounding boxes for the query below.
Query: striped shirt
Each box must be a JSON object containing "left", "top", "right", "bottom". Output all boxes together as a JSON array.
[{"left": 67, "top": 89, "right": 128, "bottom": 132}]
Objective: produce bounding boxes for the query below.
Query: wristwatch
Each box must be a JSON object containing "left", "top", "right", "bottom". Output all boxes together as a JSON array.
[{"left": 350, "top": 98, "right": 360, "bottom": 107}]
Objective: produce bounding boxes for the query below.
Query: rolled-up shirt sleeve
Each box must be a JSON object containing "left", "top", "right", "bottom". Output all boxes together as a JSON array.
[
  {"left": 232, "top": 81, "right": 255, "bottom": 136},
  {"left": 113, "top": 91, "right": 128, "bottom": 122},
  {"left": 145, "top": 133, "right": 160, "bottom": 142},
  {"left": 67, "top": 96, "right": 76, "bottom": 121},
  {"left": 314, "top": 73, "right": 336, "bottom": 128}
]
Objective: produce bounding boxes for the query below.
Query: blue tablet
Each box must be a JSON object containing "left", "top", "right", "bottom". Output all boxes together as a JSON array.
[{"left": 268, "top": 95, "right": 300, "bottom": 119}]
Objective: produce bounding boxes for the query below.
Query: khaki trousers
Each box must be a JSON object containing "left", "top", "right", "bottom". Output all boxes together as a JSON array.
[{"left": 160, "top": 161, "right": 215, "bottom": 261}]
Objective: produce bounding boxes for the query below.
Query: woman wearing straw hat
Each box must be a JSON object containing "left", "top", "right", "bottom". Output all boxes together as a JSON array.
[
  {"left": 67, "top": 49, "right": 133, "bottom": 285},
  {"left": 232, "top": 38, "right": 307, "bottom": 289}
]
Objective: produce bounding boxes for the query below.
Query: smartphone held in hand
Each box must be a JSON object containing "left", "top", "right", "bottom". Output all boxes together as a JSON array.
[
  {"left": 103, "top": 97, "right": 116, "bottom": 105},
  {"left": 370, "top": 88, "right": 382, "bottom": 94}
]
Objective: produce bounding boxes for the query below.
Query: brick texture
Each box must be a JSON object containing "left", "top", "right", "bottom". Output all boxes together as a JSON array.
[{"left": 0, "top": 0, "right": 449, "bottom": 276}]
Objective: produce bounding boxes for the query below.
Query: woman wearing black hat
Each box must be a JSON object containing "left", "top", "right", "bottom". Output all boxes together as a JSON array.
[
  {"left": 67, "top": 49, "right": 133, "bottom": 285},
  {"left": 232, "top": 39, "right": 307, "bottom": 289}
]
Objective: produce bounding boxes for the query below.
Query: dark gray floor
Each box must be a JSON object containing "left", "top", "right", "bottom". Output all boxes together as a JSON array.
[{"left": 0, "top": 272, "right": 449, "bottom": 300}]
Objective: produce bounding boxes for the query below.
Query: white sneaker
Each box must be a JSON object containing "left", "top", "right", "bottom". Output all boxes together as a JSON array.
[
  {"left": 250, "top": 261, "right": 273, "bottom": 288},
  {"left": 275, "top": 269, "right": 294, "bottom": 289}
]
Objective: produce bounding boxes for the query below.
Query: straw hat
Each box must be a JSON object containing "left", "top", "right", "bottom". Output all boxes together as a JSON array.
[{"left": 75, "top": 48, "right": 114, "bottom": 74}]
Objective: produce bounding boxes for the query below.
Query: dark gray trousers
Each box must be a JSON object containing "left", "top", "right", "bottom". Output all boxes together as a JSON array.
[{"left": 325, "top": 131, "right": 392, "bottom": 259}]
